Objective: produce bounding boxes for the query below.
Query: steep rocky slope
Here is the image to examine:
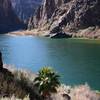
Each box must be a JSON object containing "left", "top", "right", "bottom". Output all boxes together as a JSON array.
[
  {"left": 28, "top": 0, "right": 100, "bottom": 38},
  {"left": 11, "top": 0, "right": 42, "bottom": 21},
  {"left": 28, "top": 0, "right": 65, "bottom": 29},
  {"left": 0, "top": 0, "right": 25, "bottom": 33}
]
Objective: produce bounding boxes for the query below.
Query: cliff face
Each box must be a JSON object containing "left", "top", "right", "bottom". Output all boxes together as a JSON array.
[
  {"left": 28, "top": 0, "right": 100, "bottom": 38},
  {"left": 0, "top": 0, "right": 25, "bottom": 33},
  {"left": 28, "top": 0, "right": 65, "bottom": 29},
  {"left": 11, "top": 0, "right": 42, "bottom": 21}
]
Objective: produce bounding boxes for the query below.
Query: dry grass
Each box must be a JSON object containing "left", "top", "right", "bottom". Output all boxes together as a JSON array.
[
  {"left": 0, "top": 69, "right": 27, "bottom": 99},
  {"left": 0, "top": 65, "right": 40, "bottom": 100},
  {"left": 0, "top": 95, "right": 30, "bottom": 100},
  {"left": 50, "top": 84, "right": 100, "bottom": 100},
  {"left": 71, "top": 84, "right": 100, "bottom": 100}
]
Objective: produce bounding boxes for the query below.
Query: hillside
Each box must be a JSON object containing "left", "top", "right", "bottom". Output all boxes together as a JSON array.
[
  {"left": 28, "top": 0, "right": 100, "bottom": 38},
  {"left": 0, "top": 0, "right": 25, "bottom": 33}
]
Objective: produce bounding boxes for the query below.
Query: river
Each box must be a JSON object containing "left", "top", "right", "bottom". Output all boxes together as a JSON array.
[{"left": 0, "top": 34, "right": 100, "bottom": 90}]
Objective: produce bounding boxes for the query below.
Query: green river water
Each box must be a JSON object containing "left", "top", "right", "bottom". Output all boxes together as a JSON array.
[{"left": 0, "top": 34, "right": 100, "bottom": 90}]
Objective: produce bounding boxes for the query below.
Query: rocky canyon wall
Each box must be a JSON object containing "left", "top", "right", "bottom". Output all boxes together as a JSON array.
[
  {"left": 0, "top": 0, "right": 25, "bottom": 33},
  {"left": 28, "top": 0, "right": 100, "bottom": 38}
]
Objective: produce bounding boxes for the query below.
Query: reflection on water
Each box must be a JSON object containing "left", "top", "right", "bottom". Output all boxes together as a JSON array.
[{"left": 0, "top": 34, "right": 100, "bottom": 90}]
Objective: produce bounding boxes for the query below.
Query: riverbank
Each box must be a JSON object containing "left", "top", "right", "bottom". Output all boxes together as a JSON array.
[
  {"left": 7, "top": 29, "right": 100, "bottom": 45},
  {"left": 8, "top": 29, "right": 49, "bottom": 36},
  {"left": 7, "top": 26, "right": 100, "bottom": 40},
  {"left": 1, "top": 64, "right": 100, "bottom": 100},
  {"left": 6, "top": 29, "right": 100, "bottom": 45}
]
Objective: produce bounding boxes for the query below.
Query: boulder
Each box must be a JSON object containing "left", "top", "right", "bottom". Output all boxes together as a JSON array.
[
  {"left": 62, "top": 93, "right": 71, "bottom": 100},
  {"left": 50, "top": 32, "right": 72, "bottom": 38},
  {"left": 0, "top": 52, "right": 3, "bottom": 70}
]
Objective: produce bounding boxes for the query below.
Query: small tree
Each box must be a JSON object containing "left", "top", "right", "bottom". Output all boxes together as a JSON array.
[{"left": 34, "top": 67, "right": 60, "bottom": 98}]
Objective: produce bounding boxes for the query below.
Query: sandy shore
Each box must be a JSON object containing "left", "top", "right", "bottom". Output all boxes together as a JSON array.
[
  {"left": 7, "top": 28, "right": 100, "bottom": 42},
  {"left": 8, "top": 29, "right": 49, "bottom": 36}
]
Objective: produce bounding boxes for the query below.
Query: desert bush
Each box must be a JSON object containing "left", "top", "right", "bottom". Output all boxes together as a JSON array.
[
  {"left": 71, "top": 84, "right": 100, "bottom": 100},
  {"left": 0, "top": 95, "right": 30, "bottom": 100},
  {"left": 0, "top": 66, "right": 40, "bottom": 100},
  {"left": 34, "top": 67, "right": 60, "bottom": 98},
  {"left": 0, "top": 69, "right": 28, "bottom": 98}
]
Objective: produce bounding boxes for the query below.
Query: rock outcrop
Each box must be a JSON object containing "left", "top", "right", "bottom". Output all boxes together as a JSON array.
[
  {"left": 0, "top": 52, "right": 3, "bottom": 70},
  {"left": 28, "top": 0, "right": 65, "bottom": 29},
  {"left": 0, "top": 0, "right": 25, "bottom": 33},
  {"left": 28, "top": 0, "right": 100, "bottom": 38}
]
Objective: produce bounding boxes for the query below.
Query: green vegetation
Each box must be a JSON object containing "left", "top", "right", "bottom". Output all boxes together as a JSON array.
[{"left": 34, "top": 67, "right": 60, "bottom": 98}]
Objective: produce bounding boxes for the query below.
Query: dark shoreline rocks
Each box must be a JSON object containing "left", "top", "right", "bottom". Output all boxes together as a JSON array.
[
  {"left": 0, "top": 52, "right": 3, "bottom": 70},
  {"left": 50, "top": 32, "right": 72, "bottom": 38}
]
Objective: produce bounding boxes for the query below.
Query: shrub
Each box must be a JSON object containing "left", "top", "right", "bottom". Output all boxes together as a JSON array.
[
  {"left": 34, "top": 67, "right": 60, "bottom": 98},
  {"left": 71, "top": 84, "right": 100, "bottom": 100}
]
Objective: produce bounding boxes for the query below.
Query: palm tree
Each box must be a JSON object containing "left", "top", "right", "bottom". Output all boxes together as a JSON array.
[{"left": 34, "top": 67, "right": 60, "bottom": 98}]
